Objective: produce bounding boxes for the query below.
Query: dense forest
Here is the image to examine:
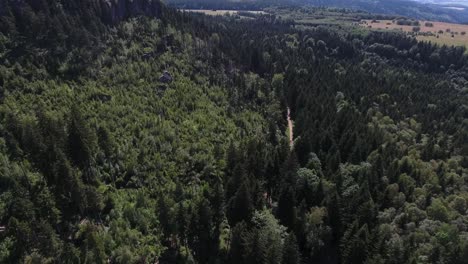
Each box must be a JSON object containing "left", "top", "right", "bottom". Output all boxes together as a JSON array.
[{"left": 0, "top": 0, "right": 467, "bottom": 263}]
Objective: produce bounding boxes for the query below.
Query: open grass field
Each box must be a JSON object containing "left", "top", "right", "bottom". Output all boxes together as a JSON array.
[
  {"left": 362, "top": 19, "right": 468, "bottom": 48},
  {"left": 180, "top": 9, "right": 266, "bottom": 16},
  {"left": 268, "top": 7, "right": 367, "bottom": 26},
  {"left": 265, "top": 7, "right": 371, "bottom": 35}
]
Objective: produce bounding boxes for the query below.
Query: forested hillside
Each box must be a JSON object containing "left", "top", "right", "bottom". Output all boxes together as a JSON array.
[
  {"left": 167, "top": 0, "right": 468, "bottom": 23},
  {"left": 0, "top": 0, "right": 467, "bottom": 263}
]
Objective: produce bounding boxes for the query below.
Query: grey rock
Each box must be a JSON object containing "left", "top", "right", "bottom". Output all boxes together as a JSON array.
[{"left": 159, "top": 70, "right": 173, "bottom": 83}]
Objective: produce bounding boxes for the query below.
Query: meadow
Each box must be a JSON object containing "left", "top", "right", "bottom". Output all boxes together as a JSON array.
[{"left": 362, "top": 19, "right": 468, "bottom": 48}]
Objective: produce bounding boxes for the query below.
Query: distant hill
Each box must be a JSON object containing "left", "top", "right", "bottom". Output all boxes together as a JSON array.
[
  {"left": 413, "top": 0, "right": 468, "bottom": 7},
  {"left": 165, "top": 0, "right": 468, "bottom": 23},
  {"left": 303, "top": 0, "right": 468, "bottom": 23}
]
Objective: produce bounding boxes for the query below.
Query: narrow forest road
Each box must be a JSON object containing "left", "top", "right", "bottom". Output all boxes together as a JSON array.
[{"left": 287, "top": 107, "right": 293, "bottom": 149}]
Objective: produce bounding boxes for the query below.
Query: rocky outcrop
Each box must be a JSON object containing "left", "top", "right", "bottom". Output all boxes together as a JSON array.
[
  {"left": 99, "top": 0, "right": 163, "bottom": 24},
  {"left": 159, "top": 70, "right": 173, "bottom": 83}
]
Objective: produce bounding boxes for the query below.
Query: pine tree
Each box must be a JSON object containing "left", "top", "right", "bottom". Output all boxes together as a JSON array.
[
  {"left": 191, "top": 199, "right": 214, "bottom": 263},
  {"left": 282, "top": 233, "right": 301, "bottom": 264},
  {"left": 68, "top": 106, "right": 97, "bottom": 183},
  {"left": 341, "top": 221, "right": 370, "bottom": 264},
  {"left": 228, "top": 182, "right": 254, "bottom": 225},
  {"left": 229, "top": 222, "right": 249, "bottom": 264},
  {"left": 277, "top": 186, "right": 297, "bottom": 230}
]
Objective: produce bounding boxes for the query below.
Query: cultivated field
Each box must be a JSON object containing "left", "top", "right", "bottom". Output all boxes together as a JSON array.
[{"left": 362, "top": 19, "right": 468, "bottom": 48}]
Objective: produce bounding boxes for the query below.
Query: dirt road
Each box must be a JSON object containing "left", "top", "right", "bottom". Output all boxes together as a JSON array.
[{"left": 287, "top": 107, "right": 293, "bottom": 148}]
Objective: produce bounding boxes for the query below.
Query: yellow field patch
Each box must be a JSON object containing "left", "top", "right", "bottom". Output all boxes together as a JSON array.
[{"left": 361, "top": 19, "right": 468, "bottom": 48}]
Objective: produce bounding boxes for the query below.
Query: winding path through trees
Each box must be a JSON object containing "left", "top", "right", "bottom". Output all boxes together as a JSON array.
[{"left": 287, "top": 107, "right": 293, "bottom": 148}]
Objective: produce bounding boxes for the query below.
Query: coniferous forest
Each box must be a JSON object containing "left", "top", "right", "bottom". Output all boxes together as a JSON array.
[{"left": 0, "top": 0, "right": 467, "bottom": 263}]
